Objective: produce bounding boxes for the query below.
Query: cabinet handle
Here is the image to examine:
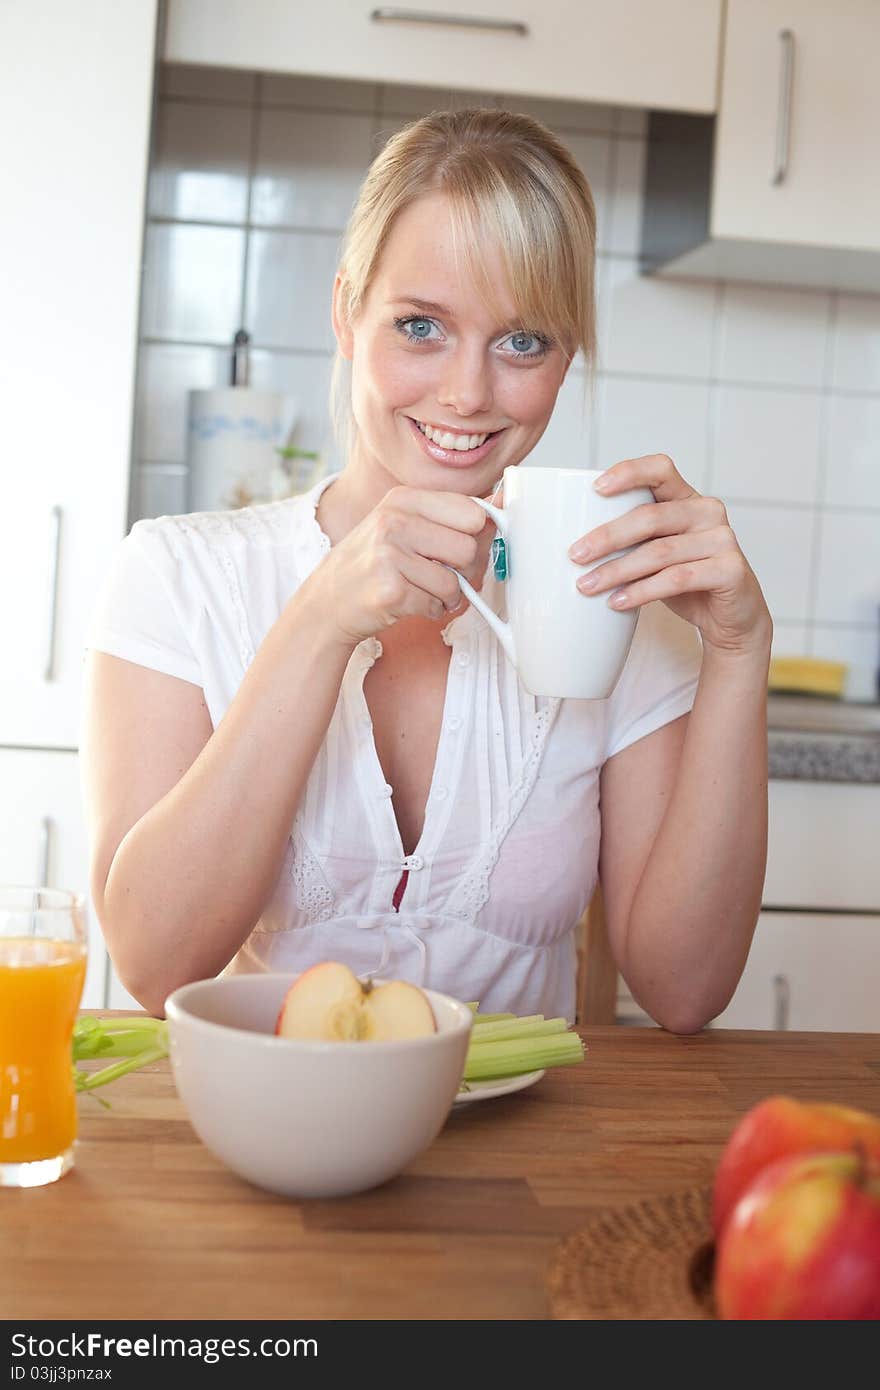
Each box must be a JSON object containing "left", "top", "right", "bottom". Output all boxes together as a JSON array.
[
  {"left": 44, "top": 505, "right": 62, "bottom": 681},
  {"left": 370, "top": 8, "right": 528, "bottom": 37},
  {"left": 771, "top": 29, "right": 795, "bottom": 186},
  {"left": 37, "top": 816, "right": 52, "bottom": 886},
  {"left": 772, "top": 972, "right": 790, "bottom": 1031}
]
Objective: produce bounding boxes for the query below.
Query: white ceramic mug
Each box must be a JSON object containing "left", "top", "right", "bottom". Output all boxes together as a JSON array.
[{"left": 454, "top": 465, "right": 654, "bottom": 699}]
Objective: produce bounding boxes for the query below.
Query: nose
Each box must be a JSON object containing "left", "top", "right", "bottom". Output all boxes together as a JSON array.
[{"left": 436, "top": 341, "right": 494, "bottom": 420}]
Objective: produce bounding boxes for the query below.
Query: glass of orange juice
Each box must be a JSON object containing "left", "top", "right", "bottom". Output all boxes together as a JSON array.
[{"left": 0, "top": 886, "right": 87, "bottom": 1187}]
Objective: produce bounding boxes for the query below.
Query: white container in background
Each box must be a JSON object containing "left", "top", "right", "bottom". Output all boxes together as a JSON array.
[{"left": 186, "top": 387, "right": 297, "bottom": 512}]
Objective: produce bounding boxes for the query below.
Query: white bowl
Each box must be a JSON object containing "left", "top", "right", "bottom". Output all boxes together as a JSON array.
[{"left": 164, "top": 972, "right": 473, "bottom": 1199}]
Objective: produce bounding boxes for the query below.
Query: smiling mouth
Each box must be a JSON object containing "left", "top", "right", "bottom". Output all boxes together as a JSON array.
[{"left": 412, "top": 419, "right": 498, "bottom": 452}]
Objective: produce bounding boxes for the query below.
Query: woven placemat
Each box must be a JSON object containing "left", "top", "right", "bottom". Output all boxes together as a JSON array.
[{"left": 546, "top": 1185, "right": 717, "bottom": 1320}]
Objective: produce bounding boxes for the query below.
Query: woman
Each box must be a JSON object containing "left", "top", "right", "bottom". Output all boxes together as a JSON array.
[{"left": 82, "top": 109, "right": 772, "bottom": 1030}]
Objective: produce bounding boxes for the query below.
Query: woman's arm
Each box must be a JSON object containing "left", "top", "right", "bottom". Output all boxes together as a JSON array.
[
  {"left": 82, "top": 487, "right": 489, "bottom": 1016},
  {"left": 82, "top": 585, "right": 356, "bottom": 1016},
  {"left": 599, "top": 638, "right": 770, "bottom": 1034},
  {"left": 571, "top": 452, "right": 773, "bottom": 1033}
]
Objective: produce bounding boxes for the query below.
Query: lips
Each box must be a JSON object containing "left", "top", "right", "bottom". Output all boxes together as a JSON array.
[{"left": 407, "top": 416, "right": 503, "bottom": 468}]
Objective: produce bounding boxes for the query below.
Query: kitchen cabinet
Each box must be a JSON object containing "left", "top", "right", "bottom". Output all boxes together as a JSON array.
[
  {"left": 617, "top": 778, "right": 880, "bottom": 1031},
  {"left": 641, "top": 0, "right": 880, "bottom": 292},
  {"left": 0, "top": 749, "right": 107, "bottom": 1008},
  {"left": 163, "top": 0, "right": 723, "bottom": 115},
  {"left": 0, "top": 0, "right": 157, "bottom": 748},
  {"left": 0, "top": 1, "right": 157, "bottom": 1009},
  {"left": 715, "top": 780, "right": 880, "bottom": 1032},
  {"left": 711, "top": 911, "right": 879, "bottom": 1032}
]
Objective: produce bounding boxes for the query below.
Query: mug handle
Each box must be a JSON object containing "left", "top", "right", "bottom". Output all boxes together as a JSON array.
[{"left": 451, "top": 498, "right": 517, "bottom": 668}]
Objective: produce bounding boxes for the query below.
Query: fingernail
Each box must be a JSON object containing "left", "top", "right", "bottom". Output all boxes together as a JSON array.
[
  {"left": 569, "top": 542, "right": 592, "bottom": 562},
  {"left": 609, "top": 590, "right": 628, "bottom": 608},
  {"left": 577, "top": 572, "right": 598, "bottom": 592},
  {"left": 593, "top": 474, "right": 611, "bottom": 493}
]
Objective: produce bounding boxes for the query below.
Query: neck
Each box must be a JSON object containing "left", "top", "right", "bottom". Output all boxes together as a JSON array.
[{"left": 317, "top": 440, "right": 397, "bottom": 545}]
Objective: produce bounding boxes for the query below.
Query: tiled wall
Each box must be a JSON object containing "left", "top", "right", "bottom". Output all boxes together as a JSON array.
[{"left": 135, "top": 63, "right": 880, "bottom": 698}]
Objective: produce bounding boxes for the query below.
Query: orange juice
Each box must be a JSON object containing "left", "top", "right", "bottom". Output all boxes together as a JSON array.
[{"left": 0, "top": 938, "right": 86, "bottom": 1163}]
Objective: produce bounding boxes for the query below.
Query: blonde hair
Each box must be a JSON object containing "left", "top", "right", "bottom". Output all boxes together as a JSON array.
[{"left": 331, "top": 107, "right": 598, "bottom": 458}]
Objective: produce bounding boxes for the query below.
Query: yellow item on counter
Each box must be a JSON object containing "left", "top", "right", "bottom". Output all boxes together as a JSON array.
[{"left": 767, "top": 656, "right": 848, "bottom": 697}]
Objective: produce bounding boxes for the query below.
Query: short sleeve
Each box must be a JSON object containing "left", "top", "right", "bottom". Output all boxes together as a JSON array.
[
  {"left": 603, "top": 601, "right": 702, "bottom": 761},
  {"left": 85, "top": 519, "right": 203, "bottom": 687}
]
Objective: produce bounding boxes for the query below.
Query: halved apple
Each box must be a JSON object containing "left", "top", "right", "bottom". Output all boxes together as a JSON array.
[{"left": 275, "top": 960, "right": 437, "bottom": 1042}]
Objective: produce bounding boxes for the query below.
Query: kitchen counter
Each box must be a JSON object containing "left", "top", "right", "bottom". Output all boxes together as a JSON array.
[
  {"left": 768, "top": 694, "right": 880, "bottom": 783},
  {"left": 3, "top": 1021, "right": 878, "bottom": 1320}
]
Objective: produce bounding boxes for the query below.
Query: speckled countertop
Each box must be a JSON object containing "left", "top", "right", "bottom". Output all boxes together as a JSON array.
[{"left": 767, "top": 695, "right": 880, "bottom": 784}]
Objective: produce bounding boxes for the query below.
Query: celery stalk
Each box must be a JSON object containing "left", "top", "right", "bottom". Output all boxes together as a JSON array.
[
  {"left": 470, "top": 1016, "right": 568, "bottom": 1043},
  {"left": 72, "top": 1016, "right": 169, "bottom": 1101},
  {"left": 464, "top": 1032, "right": 584, "bottom": 1082}
]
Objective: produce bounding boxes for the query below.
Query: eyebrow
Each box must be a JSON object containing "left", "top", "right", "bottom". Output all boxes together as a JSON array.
[
  {"left": 392, "top": 297, "right": 455, "bottom": 316},
  {"left": 391, "top": 296, "right": 528, "bottom": 333}
]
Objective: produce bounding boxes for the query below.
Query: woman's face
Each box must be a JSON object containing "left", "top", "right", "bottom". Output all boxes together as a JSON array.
[{"left": 333, "top": 191, "right": 572, "bottom": 496}]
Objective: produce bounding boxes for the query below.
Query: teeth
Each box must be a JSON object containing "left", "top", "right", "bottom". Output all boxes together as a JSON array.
[{"left": 417, "top": 421, "right": 489, "bottom": 451}]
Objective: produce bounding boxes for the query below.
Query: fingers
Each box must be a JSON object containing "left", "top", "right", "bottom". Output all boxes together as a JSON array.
[
  {"left": 570, "top": 495, "right": 729, "bottom": 562},
  {"left": 594, "top": 452, "right": 699, "bottom": 503},
  {"left": 576, "top": 526, "right": 739, "bottom": 599},
  {"left": 598, "top": 548, "right": 753, "bottom": 613},
  {"left": 396, "top": 552, "right": 466, "bottom": 618},
  {"left": 384, "top": 485, "right": 487, "bottom": 535}
]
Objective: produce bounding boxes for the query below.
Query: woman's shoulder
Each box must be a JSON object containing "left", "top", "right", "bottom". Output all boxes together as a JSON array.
[{"left": 127, "top": 474, "right": 339, "bottom": 568}]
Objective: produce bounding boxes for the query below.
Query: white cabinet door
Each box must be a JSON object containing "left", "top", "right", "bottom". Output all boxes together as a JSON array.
[
  {"left": 764, "top": 781, "right": 880, "bottom": 912},
  {"left": 712, "top": 911, "right": 880, "bottom": 1033},
  {"left": 0, "top": 0, "right": 157, "bottom": 748},
  {"left": 713, "top": 0, "right": 880, "bottom": 251},
  {"left": 0, "top": 748, "right": 106, "bottom": 1008},
  {"left": 165, "top": 0, "right": 722, "bottom": 114}
]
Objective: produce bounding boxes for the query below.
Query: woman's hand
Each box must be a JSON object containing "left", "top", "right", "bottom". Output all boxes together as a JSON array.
[
  {"left": 568, "top": 454, "right": 773, "bottom": 659},
  {"left": 302, "top": 486, "right": 494, "bottom": 645}
]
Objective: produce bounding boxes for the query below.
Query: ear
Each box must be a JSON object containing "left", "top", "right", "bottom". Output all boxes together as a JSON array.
[{"left": 331, "top": 272, "right": 355, "bottom": 360}]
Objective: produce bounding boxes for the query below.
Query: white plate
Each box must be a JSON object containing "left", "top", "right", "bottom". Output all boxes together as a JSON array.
[{"left": 453, "top": 1069, "right": 545, "bottom": 1105}]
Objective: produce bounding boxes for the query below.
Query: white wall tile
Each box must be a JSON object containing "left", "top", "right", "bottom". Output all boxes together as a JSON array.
[
  {"left": 159, "top": 63, "right": 255, "bottom": 103},
  {"left": 601, "top": 256, "right": 716, "bottom": 379},
  {"left": 564, "top": 133, "right": 612, "bottom": 254},
  {"left": 616, "top": 108, "right": 648, "bottom": 137},
  {"left": 814, "top": 513, "right": 880, "bottom": 625},
  {"left": 136, "top": 344, "right": 226, "bottom": 463},
  {"left": 810, "top": 624, "right": 880, "bottom": 702},
  {"left": 497, "top": 94, "right": 617, "bottom": 134},
  {"left": 261, "top": 73, "right": 377, "bottom": 112},
  {"left": 148, "top": 102, "right": 252, "bottom": 224},
  {"left": 607, "top": 137, "right": 646, "bottom": 256},
  {"left": 379, "top": 83, "right": 500, "bottom": 115},
  {"left": 133, "top": 464, "right": 188, "bottom": 520},
  {"left": 245, "top": 231, "right": 339, "bottom": 351},
  {"left": 824, "top": 397, "right": 880, "bottom": 509},
  {"left": 713, "top": 387, "right": 822, "bottom": 504},
  {"left": 252, "top": 109, "right": 375, "bottom": 229},
  {"left": 596, "top": 376, "right": 710, "bottom": 491},
  {"left": 248, "top": 350, "right": 341, "bottom": 472},
  {"left": 521, "top": 368, "right": 593, "bottom": 469},
  {"left": 141, "top": 223, "right": 245, "bottom": 343},
  {"left": 717, "top": 284, "right": 830, "bottom": 388},
  {"left": 726, "top": 504, "right": 813, "bottom": 623},
  {"left": 830, "top": 294, "right": 880, "bottom": 393},
  {"left": 770, "top": 621, "right": 809, "bottom": 658}
]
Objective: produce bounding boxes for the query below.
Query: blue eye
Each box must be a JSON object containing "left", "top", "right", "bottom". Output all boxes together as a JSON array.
[
  {"left": 394, "top": 316, "right": 439, "bottom": 343},
  {"left": 503, "top": 330, "right": 550, "bottom": 359}
]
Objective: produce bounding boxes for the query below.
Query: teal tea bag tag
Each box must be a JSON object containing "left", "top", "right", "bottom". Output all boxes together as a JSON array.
[{"left": 491, "top": 535, "right": 508, "bottom": 581}]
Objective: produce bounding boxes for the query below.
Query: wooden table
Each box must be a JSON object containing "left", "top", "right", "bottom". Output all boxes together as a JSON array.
[{"left": 3, "top": 1024, "right": 879, "bottom": 1320}]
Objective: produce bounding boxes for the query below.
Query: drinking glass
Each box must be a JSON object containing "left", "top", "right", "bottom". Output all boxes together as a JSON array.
[{"left": 0, "top": 887, "right": 87, "bottom": 1187}]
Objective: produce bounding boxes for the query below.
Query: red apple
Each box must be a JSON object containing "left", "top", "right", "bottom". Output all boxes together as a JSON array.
[
  {"left": 712, "top": 1096, "right": 880, "bottom": 1238},
  {"left": 275, "top": 960, "right": 437, "bottom": 1042},
  {"left": 715, "top": 1149, "right": 880, "bottom": 1320}
]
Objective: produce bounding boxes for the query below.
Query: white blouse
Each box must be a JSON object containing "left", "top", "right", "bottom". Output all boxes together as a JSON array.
[{"left": 86, "top": 472, "right": 702, "bottom": 1021}]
